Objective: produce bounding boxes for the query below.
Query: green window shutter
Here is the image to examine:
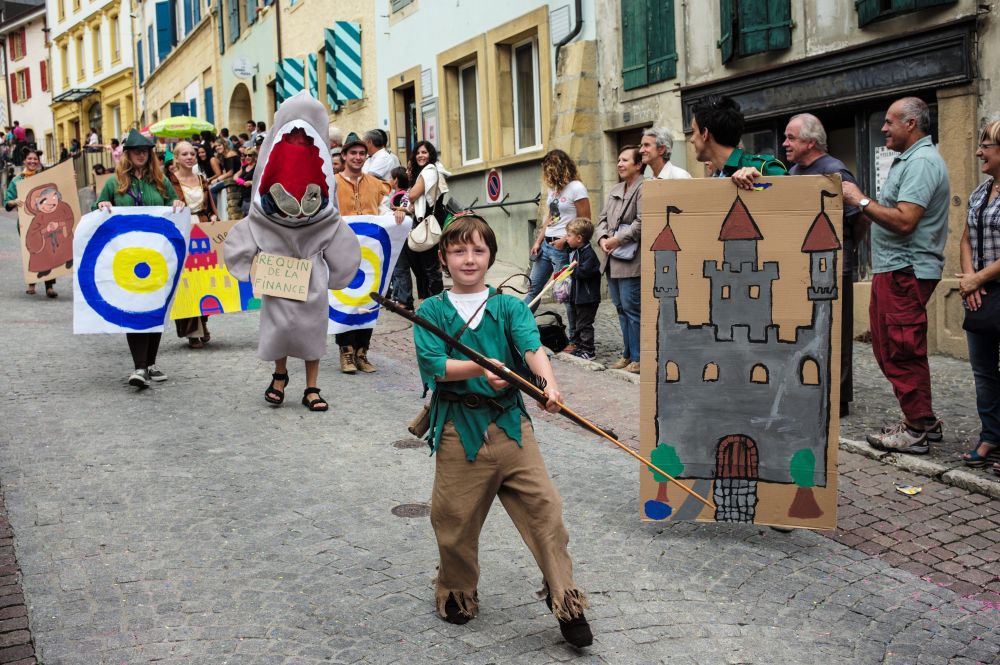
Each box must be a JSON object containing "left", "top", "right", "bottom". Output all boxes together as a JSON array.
[
  {"left": 855, "top": 0, "right": 881, "bottom": 26},
  {"left": 737, "top": 0, "right": 791, "bottom": 57},
  {"left": 646, "top": 0, "right": 677, "bottom": 84},
  {"left": 913, "top": 0, "right": 956, "bottom": 8},
  {"left": 718, "top": 0, "right": 735, "bottom": 64},
  {"left": 621, "top": 0, "right": 648, "bottom": 90}
]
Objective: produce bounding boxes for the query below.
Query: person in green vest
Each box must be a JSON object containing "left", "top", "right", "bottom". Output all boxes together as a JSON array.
[
  {"left": 96, "top": 129, "right": 185, "bottom": 390},
  {"left": 688, "top": 95, "right": 787, "bottom": 188}
]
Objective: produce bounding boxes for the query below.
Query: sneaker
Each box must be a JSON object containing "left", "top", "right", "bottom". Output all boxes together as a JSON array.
[
  {"left": 570, "top": 349, "right": 596, "bottom": 361},
  {"left": 866, "top": 421, "right": 929, "bottom": 454},
  {"left": 128, "top": 369, "right": 150, "bottom": 388},
  {"left": 146, "top": 365, "right": 168, "bottom": 382},
  {"left": 608, "top": 357, "right": 630, "bottom": 370},
  {"left": 923, "top": 418, "right": 943, "bottom": 442},
  {"left": 624, "top": 361, "right": 640, "bottom": 374}
]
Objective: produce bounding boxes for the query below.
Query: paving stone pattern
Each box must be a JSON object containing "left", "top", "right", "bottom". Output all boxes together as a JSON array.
[
  {"left": 1, "top": 224, "right": 998, "bottom": 664},
  {"left": 0, "top": 487, "right": 35, "bottom": 665}
]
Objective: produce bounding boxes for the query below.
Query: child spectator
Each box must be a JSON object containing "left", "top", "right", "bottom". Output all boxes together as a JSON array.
[
  {"left": 564, "top": 218, "right": 601, "bottom": 360},
  {"left": 387, "top": 166, "right": 415, "bottom": 310}
]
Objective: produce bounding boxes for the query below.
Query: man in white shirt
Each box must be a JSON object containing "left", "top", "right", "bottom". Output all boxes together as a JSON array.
[
  {"left": 639, "top": 126, "right": 691, "bottom": 180},
  {"left": 361, "top": 129, "right": 401, "bottom": 181}
]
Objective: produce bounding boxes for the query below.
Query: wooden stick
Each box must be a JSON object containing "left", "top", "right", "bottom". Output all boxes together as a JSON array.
[
  {"left": 372, "top": 292, "right": 716, "bottom": 512},
  {"left": 527, "top": 260, "right": 577, "bottom": 309}
]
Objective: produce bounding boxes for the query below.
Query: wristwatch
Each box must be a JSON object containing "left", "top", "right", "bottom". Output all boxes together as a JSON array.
[{"left": 859, "top": 197, "right": 871, "bottom": 210}]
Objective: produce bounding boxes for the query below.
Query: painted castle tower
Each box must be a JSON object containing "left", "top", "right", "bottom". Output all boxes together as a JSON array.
[
  {"left": 649, "top": 192, "right": 840, "bottom": 523},
  {"left": 170, "top": 225, "right": 259, "bottom": 319}
]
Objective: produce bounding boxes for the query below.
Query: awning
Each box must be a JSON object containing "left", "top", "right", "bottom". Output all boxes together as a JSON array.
[{"left": 52, "top": 88, "right": 98, "bottom": 103}]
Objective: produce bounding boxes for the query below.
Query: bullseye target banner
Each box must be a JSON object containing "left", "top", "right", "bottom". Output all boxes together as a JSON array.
[
  {"left": 328, "top": 213, "right": 411, "bottom": 334},
  {"left": 73, "top": 207, "right": 192, "bottom": 334}
]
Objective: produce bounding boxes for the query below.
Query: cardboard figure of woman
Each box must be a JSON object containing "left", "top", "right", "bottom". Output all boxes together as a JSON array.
[{"left": 225, "top": 91, "right": 361, "bottom": 411}]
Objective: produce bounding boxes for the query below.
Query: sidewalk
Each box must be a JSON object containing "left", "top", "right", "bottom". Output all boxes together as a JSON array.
[{"left": 485, "top": 260, "right": 1000, "bottom": 499}]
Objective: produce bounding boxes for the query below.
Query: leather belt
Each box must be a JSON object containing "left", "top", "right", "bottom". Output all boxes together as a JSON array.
[{"left": 437, "top": 388, "right": 515, "bottom": 412}]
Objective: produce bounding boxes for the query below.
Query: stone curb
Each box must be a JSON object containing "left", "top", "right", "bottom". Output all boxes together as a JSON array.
[
  {"left": 555, "top": 352, "right": 641, "bottom": 383},
  {"left": 840, "top": 437, "right": 1000, "bottom": 500}
]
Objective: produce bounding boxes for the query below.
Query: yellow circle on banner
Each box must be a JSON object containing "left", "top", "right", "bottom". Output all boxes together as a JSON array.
[
  {"left": 331, "top": 246, "right": 382, "bottom": 307},
  {"left": 112, "top": 247, "right": 169, "bottom": 293}
]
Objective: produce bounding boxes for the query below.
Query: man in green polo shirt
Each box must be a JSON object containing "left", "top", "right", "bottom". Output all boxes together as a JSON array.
[
  {"left": 687, "top": 95, "right": 787, "bottom": 185},
  {"left": 842, "top": 96, "right": 950, "bottom": 454}
]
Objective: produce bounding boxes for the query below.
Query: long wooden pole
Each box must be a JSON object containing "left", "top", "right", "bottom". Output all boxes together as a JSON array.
[{"left": 371, "top": 292, "right": 716, "bottom": 512}]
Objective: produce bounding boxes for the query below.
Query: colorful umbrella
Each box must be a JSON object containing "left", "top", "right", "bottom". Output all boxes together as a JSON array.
[{"left": 148, "top": 116, "right": 216, "bottom": 138}]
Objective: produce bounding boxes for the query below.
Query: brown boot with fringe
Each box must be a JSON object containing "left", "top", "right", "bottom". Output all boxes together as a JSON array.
[{"left": 443, "top": 594, "right": 472, "bottom": 625}]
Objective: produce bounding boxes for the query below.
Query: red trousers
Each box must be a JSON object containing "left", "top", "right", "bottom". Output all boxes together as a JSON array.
[{"left": 869, "top": 270, "right": 938, "bottom": 422}]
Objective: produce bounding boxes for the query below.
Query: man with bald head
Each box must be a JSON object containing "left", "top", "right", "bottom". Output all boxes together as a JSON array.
[
  {"left": 783, "top": 113, "right": 860, "bottom": 418},
  {"left": 842, "top": 97, "right": 950, "bottom": 454}
]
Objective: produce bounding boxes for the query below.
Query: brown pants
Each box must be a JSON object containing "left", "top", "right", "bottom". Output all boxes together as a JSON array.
[{"left": 430, "top": 417, "right": 587, "bottom": 621}]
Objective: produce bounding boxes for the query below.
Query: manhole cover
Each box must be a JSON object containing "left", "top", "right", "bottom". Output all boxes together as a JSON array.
[
  {"left": 392, "top": 439, "right": 426, "bottom": 449},
  {"left": 391, "top": 503, "right": 430, "bottom": 518}
]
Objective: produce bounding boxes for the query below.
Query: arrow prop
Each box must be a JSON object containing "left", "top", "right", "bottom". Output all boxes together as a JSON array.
[
  {"left": 371, "top": 292, "right": 716, "bottom": 512},
  {"left": 527, "top": 260, "right": 578, "bottom": 309}
]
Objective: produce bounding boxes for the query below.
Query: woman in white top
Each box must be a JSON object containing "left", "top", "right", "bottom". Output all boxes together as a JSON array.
[
  {"left": 406, "top": 140, "right": 448, "bottom": 298},
  {"left": 525, "top": 150, "right": 591, "bottom": 349},
  {"left": 168, "top": 141, "right": 219, "bottom": 348}
]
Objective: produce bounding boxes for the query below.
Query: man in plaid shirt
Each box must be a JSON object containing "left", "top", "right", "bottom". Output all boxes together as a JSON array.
[{"left": 842, "top": 97, "right": 950, "bottom": 454}]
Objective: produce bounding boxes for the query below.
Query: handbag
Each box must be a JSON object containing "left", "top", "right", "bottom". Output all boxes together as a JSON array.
[
  {"left": 407, "top": 213, "right": 442, "bottom": 252},
  {"left": 962, "top": 198, "right": 1000, "bottom": 334},
  {"left": 535, "top": 310, "right": 569, "bottom": 352}
]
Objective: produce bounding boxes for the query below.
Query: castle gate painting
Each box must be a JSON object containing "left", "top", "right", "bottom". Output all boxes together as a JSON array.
[{"left": 639, "top": 177, "right": 841, "bottom": 530}]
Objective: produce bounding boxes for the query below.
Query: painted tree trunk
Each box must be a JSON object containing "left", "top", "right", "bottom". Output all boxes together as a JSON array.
[
  {"left": 656, "top": 482, "right": 668, "bottom": 504},
  {"left": 788, "top": 487, "right": 823, "bottom": 519}
]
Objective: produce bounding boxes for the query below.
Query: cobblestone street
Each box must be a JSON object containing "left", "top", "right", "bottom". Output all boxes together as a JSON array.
[{"left": 0, "top": 222, "right": 998, "bottom": 664}]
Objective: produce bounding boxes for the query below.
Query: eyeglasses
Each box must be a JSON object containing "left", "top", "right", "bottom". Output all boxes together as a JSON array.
[{"left": 979, "top": 143, "right": 999, "bottom": 150}]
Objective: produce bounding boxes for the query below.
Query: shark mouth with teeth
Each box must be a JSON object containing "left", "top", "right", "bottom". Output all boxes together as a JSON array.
[{"left": 257, "top": 125, "right": 331, "bottom": 225}]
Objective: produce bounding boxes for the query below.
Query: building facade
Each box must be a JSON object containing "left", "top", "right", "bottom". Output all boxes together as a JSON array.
[
  {"left": 48, "top": 0, "right": 134, "bottom": 151},
  {"left": 375, "top": 0, "right": 599, "bottom": 265},
  {"left": 274, "top": 0, "right": 377, "bottom": 137},
  {"left": 215, "top": 0, "right": 277, "bottom": 132},
  {"left": 133, "top": 0, "right": 218, "bottom": 129},
  {"left": 1, "top": 1, "right": 52, "bottom": 159},
  {"left": 597, "top": 0, "right": 999, "bottom": 358}
]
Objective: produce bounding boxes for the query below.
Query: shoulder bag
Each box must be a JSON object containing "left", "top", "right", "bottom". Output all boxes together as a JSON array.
[
  {"left": 610, "top": 183, "right": 642, "bottom": 261},
  {"left": 962, "top": 196, "right": 1000, "bottom": 335}
]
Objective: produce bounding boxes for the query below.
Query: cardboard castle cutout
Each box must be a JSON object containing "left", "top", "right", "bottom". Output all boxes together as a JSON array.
[
  {"left": 640, "top": 176, "right": 842, "bottom": 530},
  {"left": 170, "top": 220, "right": 261, "bottom": 319},
  {"left": 16, "top": 160, "right": 82, "bottom": 285}
]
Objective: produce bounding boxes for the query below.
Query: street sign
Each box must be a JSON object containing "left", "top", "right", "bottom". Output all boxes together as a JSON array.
[{"left": 486, "top": 169, "right": 502, "bottom": 202}]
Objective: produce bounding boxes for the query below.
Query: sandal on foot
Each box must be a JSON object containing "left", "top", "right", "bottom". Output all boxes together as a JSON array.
[
  {"left": 25, "top": 286, "right": 36, "bottom": 295},
  {"left": 962, "top": 441, "right": 998, "bottom": 467},
  {"left": 301, "top": 387, "right": 328, "bottom": 412},
  {"left": 45, "top": 287, "right": 58, "bottom": 298},
  {"left": 188, "top": 337, "right": 205, "bottom": 349},
  {"left": 265, "top": 372, "right": 289, "bottom": 405}
]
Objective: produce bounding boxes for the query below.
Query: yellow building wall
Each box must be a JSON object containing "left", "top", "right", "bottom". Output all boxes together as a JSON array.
[
  {"left": 277, "top": 0, "right": 378, "bottom": 135},
  {"left": 96, "top": 69, "right": 135, "bottom": 142},
  {"left": 142, "top": 17, "right": 218, "bottom": 124}
]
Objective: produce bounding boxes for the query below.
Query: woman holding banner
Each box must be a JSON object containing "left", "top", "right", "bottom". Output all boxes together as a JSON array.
[
  {"left": 168, "top": 141, "right": 219, "bottom": 349},
  {"left": 96, "top": 129, "right": 186, "bottom": 389},
  {"left": 5, "top": 149, "right": 57, "bottom": 297}
]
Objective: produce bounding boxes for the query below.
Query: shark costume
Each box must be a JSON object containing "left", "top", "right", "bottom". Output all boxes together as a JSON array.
[{"left": 225, "top": 92, "right": 361, "bottom": 362}]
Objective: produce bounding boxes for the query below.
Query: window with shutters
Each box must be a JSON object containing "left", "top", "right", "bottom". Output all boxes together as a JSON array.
[
  {"left": 855, "top": 0, "right": 956, "bottom": 26},
  {"left": 458, "top": 62, "right": 482, "bottom": 164},
  {"left": 621, "top": 0, "right": 677, "bottom": 91},
  {"left": 718, "top": 0, "right": 792, "bottom": 65},
  {"left": 13, "top": 69, "right": 30, "bottom": 103},
  {"left": 138, "top": 40, "right": 145, "bottom": 85},
  {"left": 40, "top": 60, "right": 49, "bottom": 92},
  {"left": 512, "top": 38, "right": 541, "bottom": 153},
  {"left": 60, "top": 43, "right": 69, "bottom": 87},
  {"left": 391, "top": 0, "right": 414, "bottom": 12},
  {"left": 229, "top": 0, "right": 240, "bottom": 43},
  {"left": 10, "top": 28, "right": 27, "bottom": 61}
]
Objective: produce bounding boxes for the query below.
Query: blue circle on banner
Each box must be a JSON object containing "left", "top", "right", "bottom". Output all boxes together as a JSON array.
[
  {"left": 486, "top": 170, "right": 501, "bottom": 202},
  {"left": 329, "top": 221, "right": 392, "bottom": 326},
  {"left": 133, "top": 262, "right": 151, "bottom": 279},
  {"left": 78, "top": 214, "right": 186, "bottom": 330}
]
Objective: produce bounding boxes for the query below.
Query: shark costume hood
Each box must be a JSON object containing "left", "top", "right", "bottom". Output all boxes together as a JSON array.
[{"left": 224, "top": 91, "right": 361, "bottom": 361}]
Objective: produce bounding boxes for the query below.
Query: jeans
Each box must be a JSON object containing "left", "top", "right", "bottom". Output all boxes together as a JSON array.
[
  {"left": 608, "top": 276, "right": 640, "bottom": 362},
  {"left": 390, "top": 247, "right": 413, "bottom": 308},
  {"left": 966, "top": 329, "right": 1000, "bottom": 445},
  {"left": 525, "top": 241, "right": 573, "bottom": 338}
]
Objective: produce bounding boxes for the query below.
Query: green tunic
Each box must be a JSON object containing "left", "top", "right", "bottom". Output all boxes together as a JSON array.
[
  {"left": 4, "top": 174, "right": 25, "bottom": 208},
  {"left": 720, "top": 148, "right": 787, "bottom": 177},
  {"left": 414, "top": 288, "right": 542, "bottom": 461},
  {"left": 96, "top": 174, "right": 178, "bottom": 208}
]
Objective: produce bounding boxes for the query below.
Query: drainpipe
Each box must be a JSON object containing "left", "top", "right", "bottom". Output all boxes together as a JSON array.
[
  {"left": 274, "top": 0, "right": 282, "bottom": 63},
  {"left": 553, "top": 0, "right": 583, "bottom": 71}
]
